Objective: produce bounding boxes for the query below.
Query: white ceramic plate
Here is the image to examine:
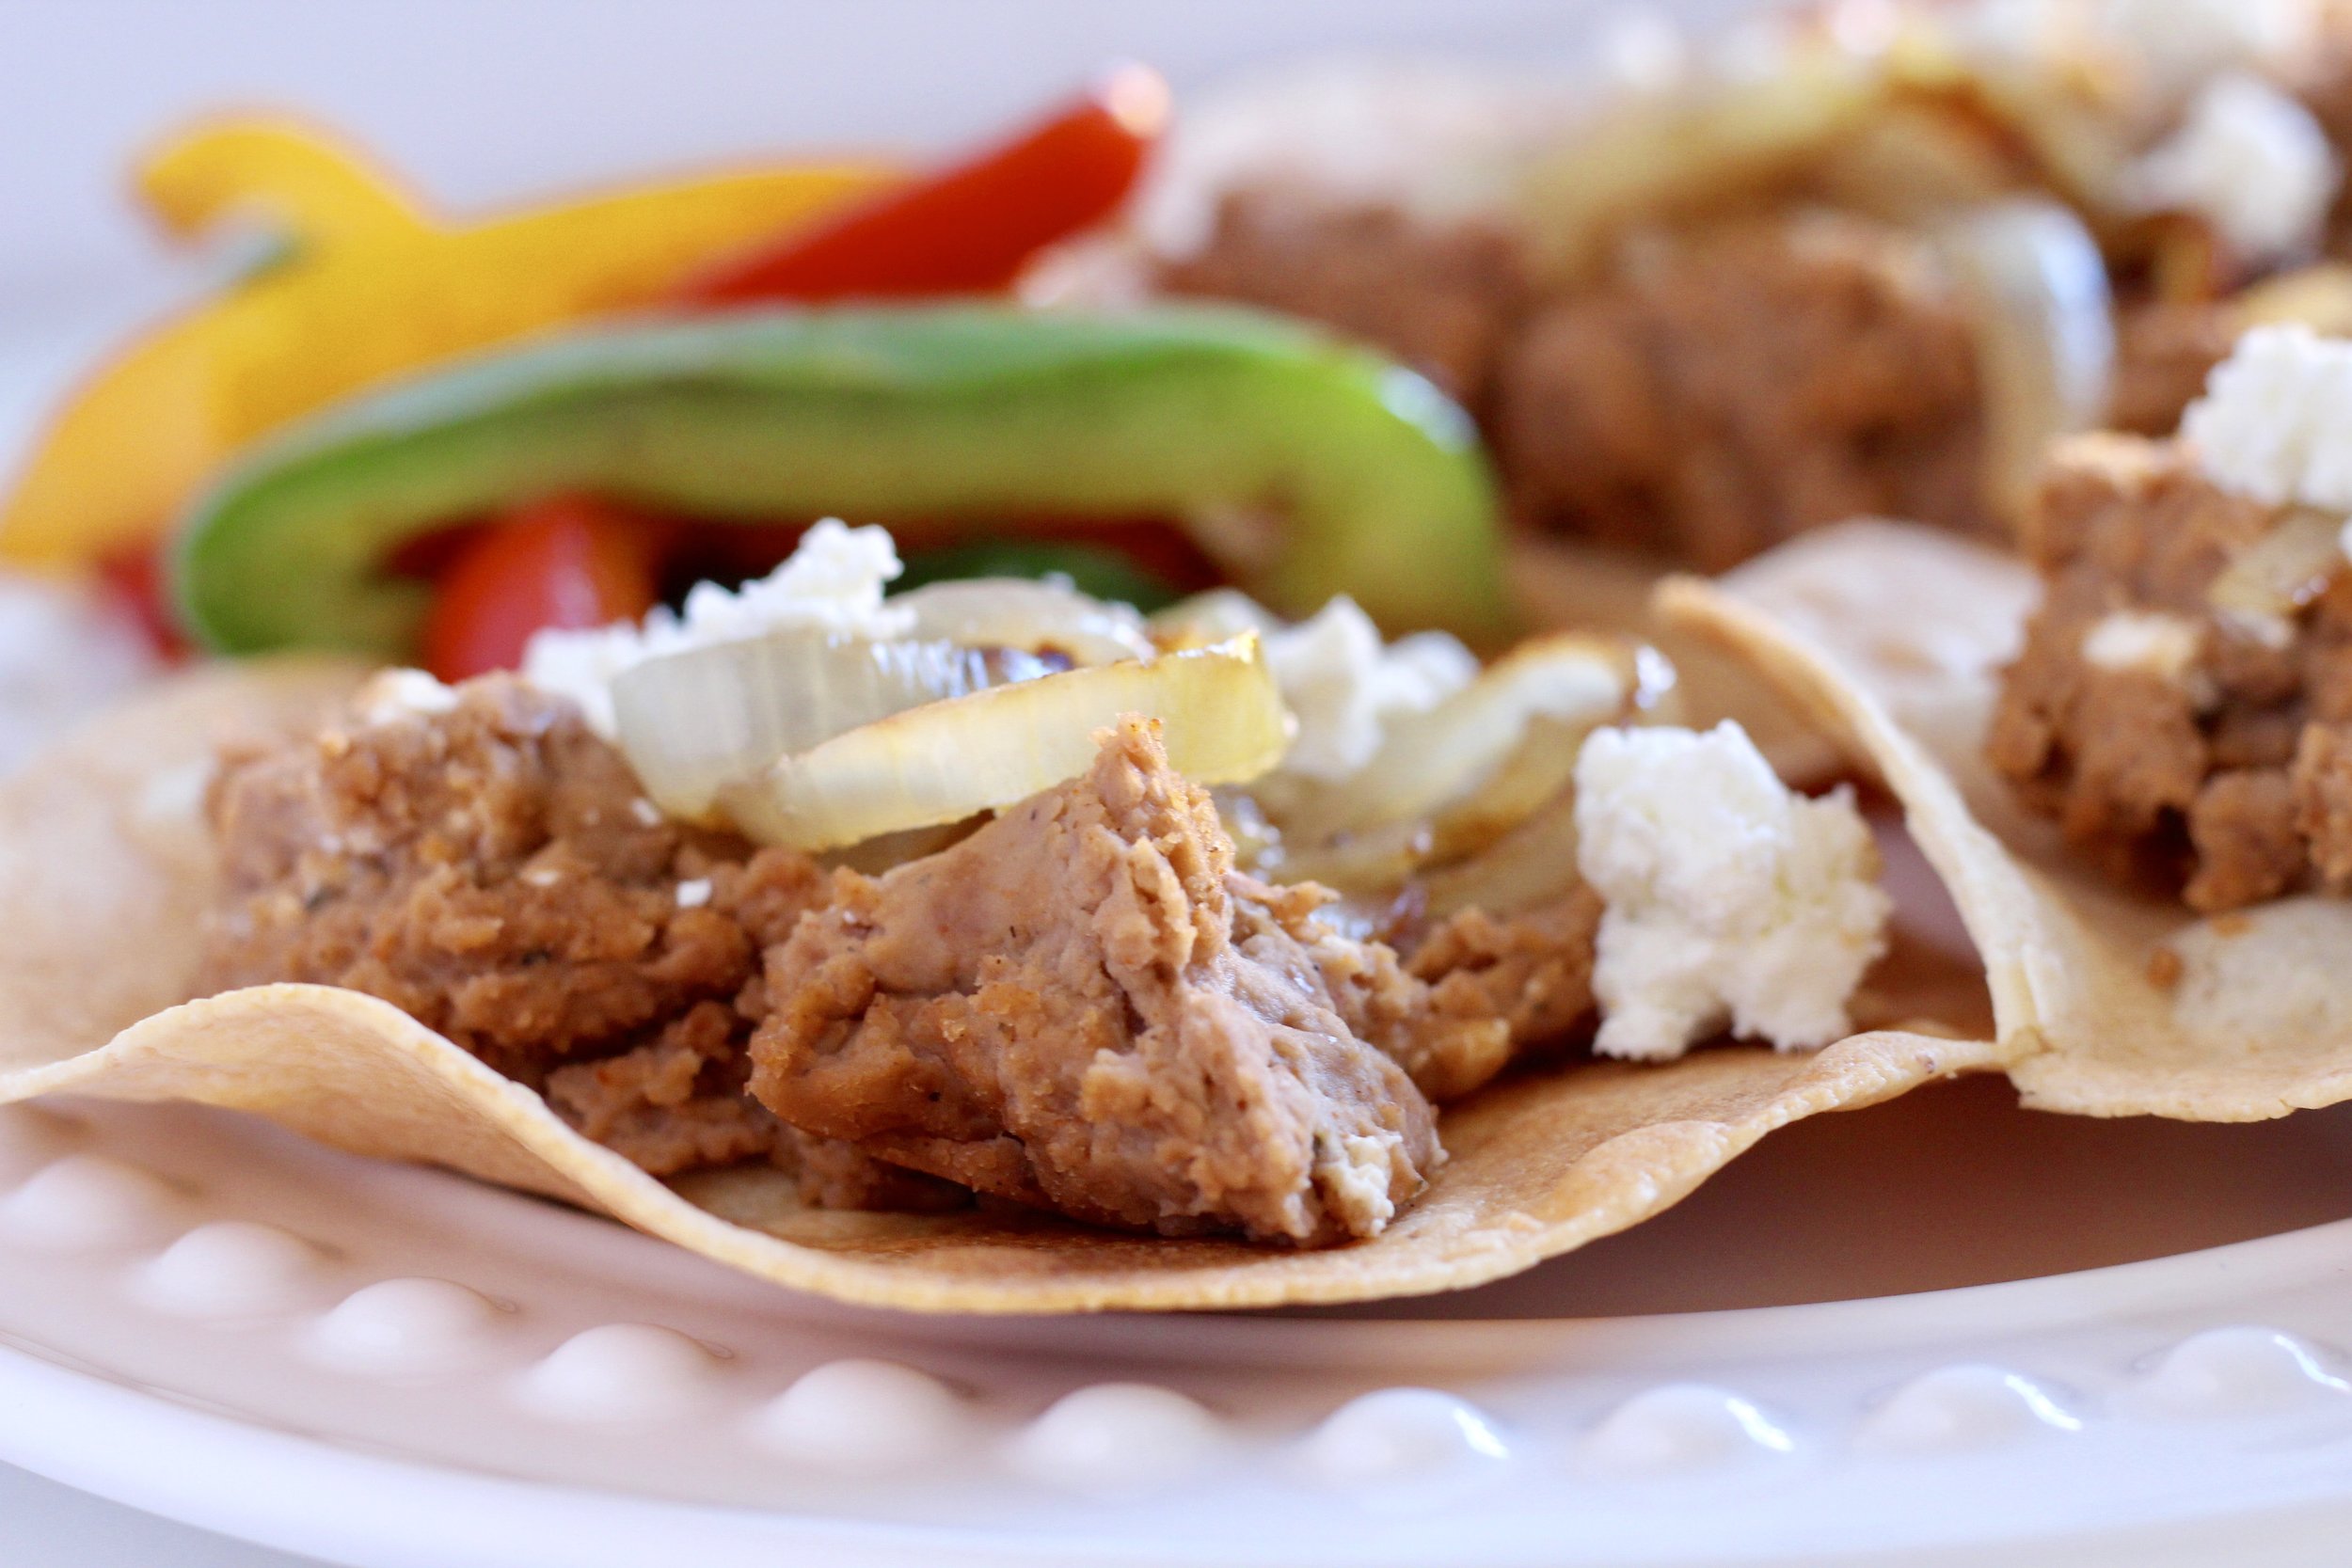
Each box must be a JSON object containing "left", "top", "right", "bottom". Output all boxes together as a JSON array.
[{"left": 9, "top": 1075, "right": 2352, "bottom": 1568}]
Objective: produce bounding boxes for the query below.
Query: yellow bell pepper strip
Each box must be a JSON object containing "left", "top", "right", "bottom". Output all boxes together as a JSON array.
[
  {"left": 137, "top": 115, "right": 428, "bottom": 252},
  {"left": 0, "top": 118, "right": 895, "bottom": 572},
  {"left": 172, "top": 303, "right": 1512, "bottom": 657}
]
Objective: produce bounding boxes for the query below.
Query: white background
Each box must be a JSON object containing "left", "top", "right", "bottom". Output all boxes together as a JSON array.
[
  {"left": 0, "top": 4, "right": 1649, "bottom": 1561},
  {"left": 0, "top": 0, "right": 1637, "bottom": 305}
]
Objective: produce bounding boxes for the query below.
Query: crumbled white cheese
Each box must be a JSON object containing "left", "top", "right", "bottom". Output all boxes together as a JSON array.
[
  {"left": 2182, "top": 325, "right": 2352, "bottom": 512},
  {"left": 1574, "top": 721, "right": 1891, "bottom": 1061},
  {"left": 2129, "top": 73, "right": 2338, "bottom": 264},
  {"left": 1261, "top": 598, "right": 1479, "bottom": 782},
  {"left": 629, "top": 797, "right": 663, "bottom": 827},
  {"left": 522, "top": 519, "right": 912, "bottom": 736},
  {"left": 1154, "top": 590, "right": 1479, "bottom": 784},
  {"left": 2081, "top": 610, "right": 2203, "bottom": 679},
  {"left": 2101, "top": 0, "right": 2316, "bottom": 91},
  {"left": 675, "top": 878, "right": 713, "bottom": 910},
  {"left": 680, "top": 518, "right": 908, "bottom": 641},
  {"left": 519, "top": 866, "right": 563, "bottom": 888},
  {"left": 1312, "top": 1130, "right": 1404, "bottom": 1236},
  {"left": 355, "top": 668, "right": 459, "bottom": 725}
]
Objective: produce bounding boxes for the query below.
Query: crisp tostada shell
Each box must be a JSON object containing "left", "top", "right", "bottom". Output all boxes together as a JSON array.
[
  {"left": 0, "top": 655, "right": 1994, "bottom": 1313},
  {"left": 1661, "top": 519, "right": 2352, "bottom": 1123}
]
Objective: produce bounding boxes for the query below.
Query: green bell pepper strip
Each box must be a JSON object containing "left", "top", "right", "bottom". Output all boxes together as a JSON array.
[{"left": 171, "top": 303, "right": 1509, "bottom": 658}]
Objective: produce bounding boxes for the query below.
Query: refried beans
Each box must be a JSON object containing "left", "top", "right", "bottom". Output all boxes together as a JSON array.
[{"left": 199, "top": 677, "right": 1600, "bottom": 1243}]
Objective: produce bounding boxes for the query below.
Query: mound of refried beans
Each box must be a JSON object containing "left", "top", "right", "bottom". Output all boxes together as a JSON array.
[
  {"left": 1165, "top": 194, "right": 1989, "bottom": 568},
  {"left": 1989, "top": 435, "right": 2352, "bottom": 912}
]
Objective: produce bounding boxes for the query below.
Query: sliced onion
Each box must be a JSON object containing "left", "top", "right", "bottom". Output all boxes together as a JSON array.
[
  {"left": 1209, "top": 785, "right": 1285, "bottom": 873},
  {"left": 1934, "top": 198, "right": 2115, "bottom": 522},
  {"left": 892, "top": 578, "right": 1157, "bottom": 666},
  {"left": 1947, "top": 54, "right": 2137, "bottom": 222},
  {"left": 1148, "top": 587, "right": 1282, "bottom": 647},
  {"left": 1272, "top": 713, "right": 1589, "bottom": 895},
  {"left": 1417, "top": 786, "right": 1586, "bottom": 923},
  {"left": 1267, "top": 634, "right": 1634, "bottom": 848},
  {"left": 1522, "top": 49, "right": 1882, "bottom": 281},
  {"left": 821, "top": 820, "right": 982, "bottom": 874},
  {"left": 1804, "top": 103, "right": 2027, "bottom": 229},
  {"left": 720, "top": 636, "right": 1292, "bottom": 851},
  {"left": 2208, "top": 507, "right": 2345, "bottom": 641},
  {"left": 611, "top": 628, "right": 1057, "bottom": 822},
  {"left": 1264, "top": 816, "right": 1432, "bottom": 899}
]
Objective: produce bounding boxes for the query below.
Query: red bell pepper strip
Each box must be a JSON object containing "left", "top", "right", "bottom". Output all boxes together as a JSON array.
[
  {"left": 97, "top": 539, "right": 191, "bottom": 663},
  {"left": 421, "top": 494, "right": 663, "bottom": 682},
  {"left": 680, "top": 63, "right": 1168, "bottom": 305}
]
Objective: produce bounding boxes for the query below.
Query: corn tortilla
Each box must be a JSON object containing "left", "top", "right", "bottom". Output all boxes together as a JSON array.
[
  {"left": 0, "top": 656, "right": 1995, "bottom": 1312},
  {"left": 1662, "top": 519, "right": 2352, "bottom": 1122}
]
